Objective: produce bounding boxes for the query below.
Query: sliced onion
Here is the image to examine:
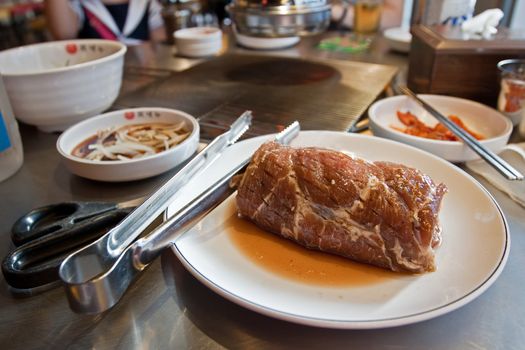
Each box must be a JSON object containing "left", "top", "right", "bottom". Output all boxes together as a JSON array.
[{"left": 76, "top": 122, "right": 191, "bottom": 162}]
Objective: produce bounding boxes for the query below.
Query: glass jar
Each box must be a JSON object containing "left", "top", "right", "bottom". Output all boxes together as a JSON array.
[
  {"left": 0, "top": 74, "right": 23, "bottom": 182},
  {"left": 497, "top": 59, "right": 525, "bottom": 131}
]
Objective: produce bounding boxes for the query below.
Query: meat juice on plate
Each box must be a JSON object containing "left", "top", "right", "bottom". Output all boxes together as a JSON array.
[{"left": 225, "top": 200, "right": 398, "bottom": 287}]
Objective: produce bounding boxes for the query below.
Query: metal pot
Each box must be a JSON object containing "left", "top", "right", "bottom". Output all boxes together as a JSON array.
[{"left": 226, "top": 0, "right": 331, "bottom": 37}]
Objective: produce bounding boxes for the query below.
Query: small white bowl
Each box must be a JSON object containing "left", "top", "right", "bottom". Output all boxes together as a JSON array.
[
  {"left": 174, "top": 27, "right": 222, "bottom": 57},
  {"left": 368, "top": 95, "right": 513, "bottom": 162},
  {"left": 383, "top": 27, "right": 411, "bottom": 53},
  {"left": 57, "top": 107, "right": 200, "bottom": 182},
  {"left": 0, "top": 39, "right": 126, "bottom": 132}
]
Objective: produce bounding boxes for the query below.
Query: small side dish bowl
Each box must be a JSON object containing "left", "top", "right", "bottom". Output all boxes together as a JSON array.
[
  {"left": 174, "top": 27, "right": 223, "bottom": 57},
  {"left": 368, "top": 95, "right": 513, "bottom": 162},
  {"left": 57, "top": 107, "right": 200, "bottom": 182},
  {"left": 0, "top": 39, "right": 126, "bottom": 132}
]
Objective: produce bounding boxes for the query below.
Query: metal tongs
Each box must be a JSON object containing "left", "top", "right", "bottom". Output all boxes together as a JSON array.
[{"left": 59, "top": 115, "right": 301, "bottom": 314}]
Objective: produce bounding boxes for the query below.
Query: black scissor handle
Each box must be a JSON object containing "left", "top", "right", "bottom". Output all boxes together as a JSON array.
[
  {"left": 2, "top": 207, "right": 132, "bottom": 289},
  {"left": 11, "top": 201, "right": 119, "bottom": 246}
]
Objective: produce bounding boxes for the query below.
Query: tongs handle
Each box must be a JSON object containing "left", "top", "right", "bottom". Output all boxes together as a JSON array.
[{"left": 59, "top": 111, "right": 252, "bottom": 288}]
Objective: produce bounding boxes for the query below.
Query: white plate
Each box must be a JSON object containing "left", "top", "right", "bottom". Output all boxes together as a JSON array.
[
  {"left": 234, "top": 29, "right": 300, "bottom": 50},
  {"left": 167, "top": 131, "right": 509, "bottom": 329}
]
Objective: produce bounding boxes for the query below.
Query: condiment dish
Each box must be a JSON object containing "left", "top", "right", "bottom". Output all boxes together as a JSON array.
[
  {"left": 57, "top": 107, "right": 200, "bottom": 181},
  {"left": 368, "top": 95, "right": 512, "bottom": 162}
]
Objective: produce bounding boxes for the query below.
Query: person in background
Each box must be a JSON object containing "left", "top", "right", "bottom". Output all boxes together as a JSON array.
[{"left": 44, "top": 0, "right": 166, "bottom": 45}]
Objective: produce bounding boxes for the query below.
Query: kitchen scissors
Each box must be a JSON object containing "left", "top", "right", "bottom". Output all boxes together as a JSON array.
[{"left": 2, "top": 198, "right": 142, "bottom": 290}]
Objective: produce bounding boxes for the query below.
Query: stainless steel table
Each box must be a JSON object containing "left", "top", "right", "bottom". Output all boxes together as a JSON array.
[{"left": 1, "top": 29, "right": 524, "bottom": 349}]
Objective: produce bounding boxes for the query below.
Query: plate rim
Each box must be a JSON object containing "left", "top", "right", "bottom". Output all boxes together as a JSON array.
[{"left": 169, "top": 131, "right": 510, "bottom": 329}]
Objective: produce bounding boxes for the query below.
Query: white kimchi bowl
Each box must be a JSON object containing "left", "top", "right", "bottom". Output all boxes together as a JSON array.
[
  {"left": 57, "top": 107, "right": 200, "bottom": 182},
  {"left": 368, "top": 95, "right": 512, "bottom": 163},
  {"left": 0, "top": 39, "right": 126, "bottom": 132}
]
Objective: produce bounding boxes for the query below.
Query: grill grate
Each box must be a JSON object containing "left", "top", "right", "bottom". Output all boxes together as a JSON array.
[{"left": 115, "top": 53, "right": 397, "bottom": 140}]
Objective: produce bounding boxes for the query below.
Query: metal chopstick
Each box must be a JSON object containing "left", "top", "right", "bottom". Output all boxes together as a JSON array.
[{"left": 399, "top": 86, "right": 523, "bottom": 181}]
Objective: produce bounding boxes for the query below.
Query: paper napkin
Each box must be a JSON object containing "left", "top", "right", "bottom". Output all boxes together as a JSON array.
[{"left": 466, "top": 143, "right": 525, "bottom": 207}]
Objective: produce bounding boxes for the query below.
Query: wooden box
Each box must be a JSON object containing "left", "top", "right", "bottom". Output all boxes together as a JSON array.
[{"left": 407, "top": 24, "right": 525, "bottom": 107}]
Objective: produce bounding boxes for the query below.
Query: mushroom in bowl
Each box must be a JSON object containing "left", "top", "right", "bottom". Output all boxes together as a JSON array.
[
  {"left": 57, "top": 108, "right": 200, "bottom": 182},
  {"left": 368, "top": 95, "right": 512, "bottom": 163},
  {"left": 0, "top": 39, "right": 126, "bottom": 132}
]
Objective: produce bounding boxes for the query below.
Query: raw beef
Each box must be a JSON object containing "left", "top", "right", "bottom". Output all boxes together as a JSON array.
[{"left": 235, "top": 141, "right": 447, "bottom": 273}]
